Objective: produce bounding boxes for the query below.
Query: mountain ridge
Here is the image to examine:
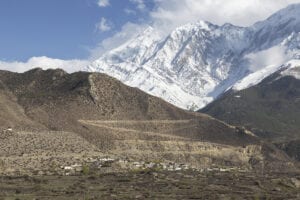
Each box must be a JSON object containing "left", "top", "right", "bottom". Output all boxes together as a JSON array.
[
  {"left": 86, "top": 3, "right": 300, "bottom": 110},
  {"left": 201, "top": 63, "right": 300, "bottom": 161},
  {"left": 0, "top": 68, "right": 296, "bottom": 173}
]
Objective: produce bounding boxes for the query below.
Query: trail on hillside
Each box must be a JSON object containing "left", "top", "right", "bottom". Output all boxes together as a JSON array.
[{"left": 78, "top": 120, "right": 196, "bottom": 141}]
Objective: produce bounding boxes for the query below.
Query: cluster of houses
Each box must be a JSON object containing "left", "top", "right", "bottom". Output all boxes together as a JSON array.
[
  {"left": 60, "top": 156, "right": 195, "bottom": 176},
  {"left": 60, "top": 157, "right": 116, "bottom": 175},
  {"left": 129, "top": 161, "right": 190, "bottom": 171},
  {"left": 59, "top": 156, "right": 245, "bottom": 176}
]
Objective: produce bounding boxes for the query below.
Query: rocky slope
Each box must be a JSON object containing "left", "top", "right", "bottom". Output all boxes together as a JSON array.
[
  {"left": 0, "top": 68, "right": 295, "bottom": 174},
  {"left": 201, "top": 62, "right": 300, "bottom": 161},
  {"left": 86, "top": 4, "right": 300, "bottom": 110}
]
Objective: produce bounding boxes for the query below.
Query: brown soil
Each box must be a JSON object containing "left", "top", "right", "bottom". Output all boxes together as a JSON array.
[
  {"left": 0, "top": 68, "right": 297, "bottom": 174},
  {"left": 0, "top": 171, "right": 299, "bottom": 200}
]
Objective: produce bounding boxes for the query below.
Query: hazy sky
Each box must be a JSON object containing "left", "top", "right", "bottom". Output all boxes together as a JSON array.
[{"left": 0, "top": 0, "right": 299, "bottom": 72}]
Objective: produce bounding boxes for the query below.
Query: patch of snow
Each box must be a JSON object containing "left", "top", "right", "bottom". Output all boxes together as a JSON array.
[
  {"left": 85, "top": 4, "right": 300, "bottom": 110},
  {"left": 281, "top": 60, "right": 300, "bottom": 79},
  {"left": 233, "top": 64, "right": 282, "bottom": 90},
  {"left": 234, "top": 60, "right": 300, "bottom": 90}
]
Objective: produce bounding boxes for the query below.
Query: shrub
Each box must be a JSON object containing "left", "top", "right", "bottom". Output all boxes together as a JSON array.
[{"left": 82, "top": 165, "right": 90, "bottom": 175}]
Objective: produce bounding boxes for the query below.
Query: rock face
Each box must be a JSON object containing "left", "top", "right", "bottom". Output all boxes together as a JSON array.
[
  {"left": 87, "top": 4, "right": 300, "bottom": 110},
  {"left": 0, "top": 68, "right": 295, "bottom": 174},
  {"left": 201, "top": 62, "right": 300, "bottom": 161}
]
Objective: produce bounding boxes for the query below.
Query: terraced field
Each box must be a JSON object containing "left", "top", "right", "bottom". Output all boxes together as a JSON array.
[
  {"left": 79, "top": 120, "right": 193, "bottom": 140},
  {"left": 0, "top": 120, "right": 266, "bottom": 175},
  {"left": 79, "top": 120, "right": 264, "bottom": 169}
]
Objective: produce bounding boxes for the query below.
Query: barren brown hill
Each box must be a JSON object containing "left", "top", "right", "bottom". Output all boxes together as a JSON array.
[
  {"left": 201, "top": 68, "right": 300, "bottom": 162},
  {"left": 0, "top": 68, "right": 296, "bottom": 174},
  {"left": 0, "top": 68, "right": 252, "bottom": 145}
]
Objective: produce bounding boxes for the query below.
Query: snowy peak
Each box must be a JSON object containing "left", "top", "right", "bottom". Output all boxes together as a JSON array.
[
  {"left": 102, "top": 26, "right": 161, "bottom": 65},
  {"left": 248, "top": 4, "right": 300, "bottom": 51},
  {"left": 265, "top": 3, "right": 300, "bottom": 23},
  {"left": 87, "top": 4, "right": 300, "bottom": 110},
  {"left": 173, "top": 20, "right": 215, "bottom": 33},
  {"left": 252, "top": 3, "right": 300, "bottom": 32}
]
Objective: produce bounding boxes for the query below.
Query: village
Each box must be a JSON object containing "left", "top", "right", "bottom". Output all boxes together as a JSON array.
[
  {"left": 59, "top": 156, "right": 246, "bottom": 176},
  {"left": 0, "top": 127, "right": 251, "bottom": 177}
]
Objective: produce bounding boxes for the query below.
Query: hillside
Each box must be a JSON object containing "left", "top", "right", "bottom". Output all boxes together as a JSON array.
[
  {"left": 0, "top": 68, "right": 295, "bottom": 175},
  {"left": 201, "top": 65, "right": 300, "bottom": 161}
]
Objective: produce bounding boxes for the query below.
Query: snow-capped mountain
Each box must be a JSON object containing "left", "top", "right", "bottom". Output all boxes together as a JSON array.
[{"left": 86, "top": 4, "right": 300, "bottom": 110}]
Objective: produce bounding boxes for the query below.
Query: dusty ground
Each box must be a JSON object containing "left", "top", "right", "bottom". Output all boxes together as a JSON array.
[
  {"left": 0, "top": 171, "right": 299, "bottom": 200},
  {"left": 0, "top": 120, "right": 268, "bottom": 175},
  {"left": 0, "top": 130, "right": 106, "bottom": 175},
  {"left": 0, "top": 69, "right": 295, "bottom": 175},
  {"left": 0, "top": 69, "right": 299, "bottom": 199}
]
